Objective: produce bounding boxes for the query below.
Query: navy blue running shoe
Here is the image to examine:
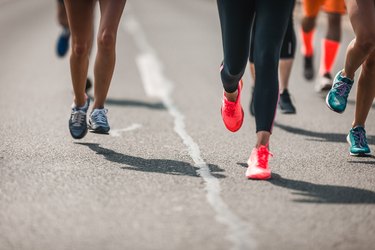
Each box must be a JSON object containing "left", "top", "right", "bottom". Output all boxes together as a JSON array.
[
  {"left": 56, "top": 27, "right": 70, "bottom": 57},
  {"left": 69, "top": 98, "right": 90, "bottom": 139},
  {"left": 88, "top": 108, "right": 110, "bottom": 134}
]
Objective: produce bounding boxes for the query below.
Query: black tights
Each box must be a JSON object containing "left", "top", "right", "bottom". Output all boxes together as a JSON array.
[{"left": 218, "top": 0, "right": 294, "bottom": 132}]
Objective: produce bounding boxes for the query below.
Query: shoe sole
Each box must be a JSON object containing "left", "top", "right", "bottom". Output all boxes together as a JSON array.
[
  {"left": 88, "top": 123, "right": 110, "bottom": 134},
  {"left": 246, "top": 173, "right": 271, "bottom": 180},
  {"left": 70, "top": 127, "right": 88, "bottom": 139},
  {"left": 279, "top": 108, "right": 296, "bottom": 114}
]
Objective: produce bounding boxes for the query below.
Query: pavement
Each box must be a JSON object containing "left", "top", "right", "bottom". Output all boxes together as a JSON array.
[{"left": 0, "top": 0, "right": 374, "bottom": 250}]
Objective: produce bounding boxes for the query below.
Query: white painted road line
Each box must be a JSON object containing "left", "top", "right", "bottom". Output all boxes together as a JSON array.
[
  {"left": 122, "top": 15, "right": 256, "bottom": 250},
  {"left": 109, "top": 123, "right": 142, "bottom": 137}
]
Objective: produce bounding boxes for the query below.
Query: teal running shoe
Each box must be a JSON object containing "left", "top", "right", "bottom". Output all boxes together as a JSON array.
[
  {"left": 347, "top": 126, "right": 371, "bottom": 156},
  {"left": 326, "top": 71, "right": 354, "bottom": 113}
]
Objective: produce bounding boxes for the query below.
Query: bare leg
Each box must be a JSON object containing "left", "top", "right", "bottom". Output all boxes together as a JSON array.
[
  {"left": 352, "top": 50, "right": 375, "bottom": 128},
  {"left": 57, "top": 1, "right": 69, "bottom": 28},
  {"left": 92, "top": 0, "right": 127, "bottom": 109},
  {"left": 64, "top": 0, "right": 96, "bottom": 107},
  {"left": 279, "top": 59, "right": 293, "bottom": 91},
  {"left": 343, "top": 0, "right": 375, "bottom": 79},
  {"left": 301, "top": 16, "right": 316, "bottom": 33},
  {"left": 256, "top": 131, "right": 271, "bottom": 148},
  {"left": 326, "top": 13, "right": 341, "bottom": 42}
]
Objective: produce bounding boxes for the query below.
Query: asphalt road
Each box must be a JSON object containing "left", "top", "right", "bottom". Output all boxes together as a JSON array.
[{"left": 0, "top": 0, "right": 374, "bottom": 250}]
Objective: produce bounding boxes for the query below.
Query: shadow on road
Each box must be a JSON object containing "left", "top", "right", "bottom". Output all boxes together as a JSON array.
[
  {"left": 347, "top": 99, "right": 375, "bottom": 109},
  {"left": 347, "top": 155, "right": 375, "bottom": 165},
  {"left": 237, "top": 163, "right": 375, "bottom": 204},
  {"left": 274, "top": 122, "right": 375, "bottom": 144},
  {"left": 268, "top": 173, "right": 375, "bottom": 204},
  {"left": 104, "top": 98, "right": 165, "bottom": 110},
  {"left": 76, "top": 143, "right": 225, "bottom": 178}
]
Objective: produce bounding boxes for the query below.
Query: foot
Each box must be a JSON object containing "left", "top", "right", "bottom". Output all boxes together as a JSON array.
[
  {"left": 221, "top": 80, "right": 244, "bottom": 132},
  {"left": 315, "top": 72, "right": 332, "bottom": 93},
  {"left": 246, "top": 146, "right": 272, "bottom": 180},
  {"left": 88, "top": 108, "right": 110, "bottom": 134},
  {"left": 303, "top": 56, "right": 314, "bottom": 80},
  {"left": 326, "top": 70, "right": 354, "bottom": 113},
  {"left": 69, "top": 98, "right": 90, "bottom": 139},
  {"left": 56, "top": 27, "right": 70, "bottom": 57},
  {"left": 347, "top": 126, "right": 371, "bottom": 156},
  {"left": 278, "top": 89, "right": 296, "bottom": 114}
]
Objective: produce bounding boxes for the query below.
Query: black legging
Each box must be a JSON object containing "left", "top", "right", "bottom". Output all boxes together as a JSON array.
[
  {"left": 250, "top": 6, "right": 296, "bottom": 62},
  {"left": 218, "top": 0, "right": 294, "bottom": 132}
]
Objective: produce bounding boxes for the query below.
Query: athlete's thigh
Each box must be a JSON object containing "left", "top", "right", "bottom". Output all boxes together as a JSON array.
[
  {"left": 64, "top": 0, "right": 95, "bottom": 42},
  {"left": 98, "top": 0, "right": 126, "bottom": 34},
  {"left": 254, "top": 0, "right": 293, "bottom": 50},
  {"left": 347, "top": 0, "right": 375, "bottom": 38},
  {"left": 303, "top": 0, "right": 324, "bottom": 17},
  {"left": 217, "top": 0, "right": 255, "bottom": 70}
]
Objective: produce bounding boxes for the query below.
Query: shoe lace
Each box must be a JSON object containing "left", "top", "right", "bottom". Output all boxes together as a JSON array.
[
  {"left": 71, "top": 110, "right": 86, "bottom": 127},
  {"left": 336, "top": 82, "right": 351, "bottom": 97},
  {"left": 257, "top": 146, "right": 273, "bottom": 169},
  {"left": 353, "top": 129, "right": 368, "bottom": 147},
  {"left": 92, "top": 109, "right": 108, "bottom": 124}
]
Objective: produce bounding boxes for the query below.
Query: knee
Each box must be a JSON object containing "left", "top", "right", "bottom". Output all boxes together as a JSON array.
[
  {"left": 356, "top": 35, "right": 375, "bottom": 54},
  {"left": 98, "top": 30, "right": 116, "bottom": 50},
  {"left": 302, "top": 16, "right": 316, "bottom": 32},
  {"left": 72, "top": 42, "right": 90, "bottom": 57}
]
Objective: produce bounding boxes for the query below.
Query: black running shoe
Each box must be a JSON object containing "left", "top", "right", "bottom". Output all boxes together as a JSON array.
[
  {"left": 303, "top": 56, "right": 314, "bottom": 81},
  {"left": 85, "top": 78, "right": 92, "bottom": 92},
  {"left": 278, "top": 89, "right": 296, "bottom": 114},
  {"left": 69, "top": 98, "right": 90, "bottom": 139},
  {"left": 249, "top": 87, "right": 255, "bottom": 116}
]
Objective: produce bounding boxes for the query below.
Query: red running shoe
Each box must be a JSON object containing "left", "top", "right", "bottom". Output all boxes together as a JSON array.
[
  {"left": 246, "top": 145, "right": 272, "bottom": 180},
  {"left": 221, "top": 80, "right": 244, "bottom": 132}
]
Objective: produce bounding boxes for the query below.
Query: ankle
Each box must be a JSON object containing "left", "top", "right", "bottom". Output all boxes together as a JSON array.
[
  {"left": 341, "top": 70, "right": 354, "bottom": 81},
  {"left": 225, "top": 90, "right": 238, "bottom": 102}
]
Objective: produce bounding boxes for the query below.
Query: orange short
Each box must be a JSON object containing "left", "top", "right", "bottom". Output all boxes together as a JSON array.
[{"left": 303, "top": 0, "right": 346, "bottom": 17}]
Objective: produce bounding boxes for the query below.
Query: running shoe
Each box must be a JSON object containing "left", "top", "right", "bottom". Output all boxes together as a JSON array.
[
  {"left": 315, "top": 72, "right": 333, "bottom": 92},
  {"left": 56, "top": 27, "right": 70, "bottom": 57},
  {"left": 303, "top": 56, "right": 314, "bottom": 80},
  {"left": 69, "top": 98, "right": 90, "bottom": 139},
  {"left": 88, "top": 108, "right": 110, "bottom": 134},
  {"left": 246, "top": 145, "right": 272, "bottom": 180},
  {"left": 278, "top": 89, "right": 296, "bottom": 114},
  {"left": 85, "top": 78, "right": 93, "bottom": 92},
  {"left": 249, "top": 86, "right": 255, "bottom": 116},
  {"left": 347, "top": 126, "right": 371, "bottom": 156},
  {"left": 221, "top": 80, "right": 244, "bottom": 132},
  {"left": 326, "top": 70, "right": 354, "bottom": 113}
]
